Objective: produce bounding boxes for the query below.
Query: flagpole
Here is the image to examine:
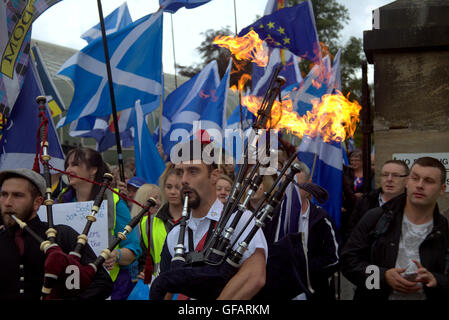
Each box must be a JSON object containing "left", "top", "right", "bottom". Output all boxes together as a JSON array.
[
  {"left": 96, "top": 0, "right": 126, "bottom": 182},
  {"left": 170, "top": 14, "right": 178, "bottom": 89},
  {"left": 232, "top": 0, "right": 245, "bottom": 149}
]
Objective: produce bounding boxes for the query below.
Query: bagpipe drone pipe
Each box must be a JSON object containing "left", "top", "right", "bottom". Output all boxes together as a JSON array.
[
  {"left": 17, "top": 97, "right": 158, "bottom": 299},
  {"left": 149, "top": 67, "right": 331, "bottom": 300}
]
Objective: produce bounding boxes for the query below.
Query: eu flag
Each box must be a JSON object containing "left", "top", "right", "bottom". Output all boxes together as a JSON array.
[{"left": 238, "top": 0, "right": 319, "bottom": 63}]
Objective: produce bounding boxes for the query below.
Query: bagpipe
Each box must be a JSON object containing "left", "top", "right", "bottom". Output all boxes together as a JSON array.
[
  {"left": 150, "top": 66, "right": 328, "bottom": 300},
  {"left": 13, "top": 96, "right": 158, "bottom": 299}
]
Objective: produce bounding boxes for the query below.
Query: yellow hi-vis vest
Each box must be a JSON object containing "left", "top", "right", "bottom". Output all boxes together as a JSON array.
[
  {"left": 140, "top": 215, "right": 167, "bottom": 276},
  {"left": 108, "top": 189, "right": 120, "bottom": 282}
]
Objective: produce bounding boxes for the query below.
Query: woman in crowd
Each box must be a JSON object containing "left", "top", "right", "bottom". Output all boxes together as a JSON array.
[
  {"left": 57, "top": 147, "right": 141, "bottom": 300},
  {"left": 342, "top": 148, "right": 370, "bottom": 243},
  {"left": 137, "top": 164, "right": 183, "bottom": 283},
  {"left": 216, "top": 174, "right": 233, "bottom": 205}
]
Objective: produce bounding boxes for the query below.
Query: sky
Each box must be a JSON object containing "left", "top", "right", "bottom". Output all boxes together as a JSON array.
[{"left": 31, "top": 0, "right": 394, "bottom": 77}]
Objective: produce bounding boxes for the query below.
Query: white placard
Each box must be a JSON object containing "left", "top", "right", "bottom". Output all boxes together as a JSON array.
[
  {"left": 392, "top": 152, "right": 449, "bottom": 192},
  {"left": 38, "top": 200, "right": 108, "bottom": 256}
]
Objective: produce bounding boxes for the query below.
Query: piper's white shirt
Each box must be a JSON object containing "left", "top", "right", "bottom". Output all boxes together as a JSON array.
[
  {"left": 166, "top": 199, "right": 268, "bottom": 264},
  {"left": 298, "top": 199, "right": 310, "bottom": 248}
]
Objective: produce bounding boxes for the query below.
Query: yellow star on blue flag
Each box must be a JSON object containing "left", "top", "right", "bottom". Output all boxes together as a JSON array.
[{"left": 238, "top": 0, "right": 320, "bottom": 62}]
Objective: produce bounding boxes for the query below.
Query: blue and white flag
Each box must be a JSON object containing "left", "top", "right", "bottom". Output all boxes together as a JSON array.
[
  {"left": 66, "top": 4, "right": 136, "bottom": 152},
  {"left": 155, "top": 60, "right": 220, "bottom": 159},
  {"left": 159, "top": 0, "right": 212, "bottom": 14},
  {"left": 276, "top": 176, "right": 302, "bottom": 241},
  {"left": 0, "top": 60, "right": 64, "bottom": 171},
  {"left": 297, "top": 135, "right": 343, "bottom": 229},
  {"left": 252, "top": 47, "right": 303, "bottom": 97},
  {"left": 57, "top": 10, "right": 163, "bottom": 126},
  {"left": 81, "top": 2, "right": 133, "bottom": 44},
  {"left": 67, "top": 108, "right": 134, "bottom": 152},
  {"left": 282, "top": 54, "right": 331, "bottom": 116},
  {"left": 226, "top": 103, "right": 254, "bottom": 131},
  {"left": 195, "top": 59, "right": 231, "bottom": 143},
  {"left": 134, "top": 100, "right": 165, "bottom": 185}
]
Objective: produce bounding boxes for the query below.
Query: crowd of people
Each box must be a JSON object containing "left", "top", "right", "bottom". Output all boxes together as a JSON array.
[{"left": 0, "top": 138, "right": 448, "bottom": 301}]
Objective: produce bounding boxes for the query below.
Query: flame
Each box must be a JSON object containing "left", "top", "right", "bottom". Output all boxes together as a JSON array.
[
  {"left": 242, "top": 91, "right": 361, "bottom": 143},
  {"left": 311, "top": 79, "right": 322, "bottom": 89},
  {"left": 214, "top": 31, "right": 269, "bottom": 93},
  {"left": 213, "top": 30, "right": 268, "bottom": 67}
]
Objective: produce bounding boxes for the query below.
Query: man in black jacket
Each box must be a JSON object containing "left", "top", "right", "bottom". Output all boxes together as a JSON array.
[
  {"left": 0, "top": 168, "right": 113, "bottom": 300},
  {"left": 264, "top": 160, "right": 340, "bottom": 300},
  {"left": 341, "top": 157, "right": 449, "bottom": 300},
  {"left": 346, "top": 159, "right": 409, "bottom": 239}
]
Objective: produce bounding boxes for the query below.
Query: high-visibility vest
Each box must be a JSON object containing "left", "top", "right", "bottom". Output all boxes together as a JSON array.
[
  {"left": 108, "top": 189, "right": 120, "bottom": 282},
  {"left": 140, "top": 214, "right": 167, "bottom": 276}
]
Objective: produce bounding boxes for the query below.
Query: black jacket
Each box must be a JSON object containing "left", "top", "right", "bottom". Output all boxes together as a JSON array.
[
  {"left": 346, "top": 188, "right": 383, "bottom": 239},
  {"left": 341, "top": 193, "right": 449, "bottom": 300},
  {"left": 306, "top": 202, "right": 341, "bottom": 300},
  {"left": 0, "top": 216, "right": 113, "bottom": 300},
  {"left": 264, "top": 201, "right": 341, "bottom": 300}
]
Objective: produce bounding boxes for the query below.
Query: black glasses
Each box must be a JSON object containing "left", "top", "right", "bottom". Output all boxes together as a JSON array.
[{"left": 380, "top": 172, "right": 408, "bottom": 179}]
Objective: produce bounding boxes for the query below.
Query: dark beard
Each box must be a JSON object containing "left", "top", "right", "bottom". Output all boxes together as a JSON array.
[
  {"left": 180, "top": 186, "right": 201, "bottom": 209},
  {"left": 2, "top": 202, "right": 35, "bottom": 228}
]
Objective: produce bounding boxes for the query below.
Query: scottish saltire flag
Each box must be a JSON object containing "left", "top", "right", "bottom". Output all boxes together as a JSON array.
[
  {"left": 252, "top": 48, "right": 303, "bottom": 97},
  {"left": 57, "top": 10, "right": 163, "bottom": 126},
  {"left": 1, "top": 0, "right": 61, "bottom": 117},
  {"left": 159, "top": 0, "right": 212, "bottom": 14},
  {"left": 226, "top": 103, "right": 255, "bottom": 131},
  {"left": 275, "top": 176, "right": 302, "bottom": 241},
  {"left": 134, "top": 100, "right": 165, "bottom": 184},
  {"left": 327, "top": 49, "right": 341, "bottom": 94},
  {"left": 239, "top": 0, "right": 320, "bottom": 63},
  {"left": 224, "top": 101, "right": 255, "bottom": 163},
  {"left": 195, "top": 59, "right": 231, "bottom": 142},
  {"left": 31, "top": 45, "right": 65, "bottom": 117},
  {"left": 0, "top": 60, "right": 64, "bottom": 171},
  {"left": 297, "top": 136, "right": 343, "bottom": 229},
  {"left": 65, "top": 2, "right": 135, "bottom": 151},
  {"left": 282, "top": 55, "right": 331, "bottom": 116},
  {"left": 67, "top": 109, "right": 134, "bottom": 152},
  {"left": 155, "top": 60, "right": 220, "bottom": 159},
  {"left": 81, "top": 2, "right": 132, "bottom": 44}
]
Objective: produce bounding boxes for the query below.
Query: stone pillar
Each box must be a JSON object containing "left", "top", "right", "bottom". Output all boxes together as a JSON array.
[{"left": 363, "top": 0, "right": 449, "bottom": 215}]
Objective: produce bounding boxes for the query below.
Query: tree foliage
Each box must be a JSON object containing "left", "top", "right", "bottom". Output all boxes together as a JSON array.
[{"left": 177, "top": 27, "right": 232, "bottom": 79}]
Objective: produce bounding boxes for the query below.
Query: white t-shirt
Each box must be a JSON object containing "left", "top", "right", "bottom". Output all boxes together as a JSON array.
[
  {"left": 389, "top": 214, "right": 433, "bottom": 300},
  {"left": 166, "top": 199, "right": 268, "bottom": 265}
]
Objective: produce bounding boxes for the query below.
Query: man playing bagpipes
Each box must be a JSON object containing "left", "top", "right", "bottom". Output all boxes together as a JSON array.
[
  {"left": 0, "top": 168, "right": 113, "bottom": 300},
  {"left": 155, "top": 137, "right": 268, "bottom": 300}
]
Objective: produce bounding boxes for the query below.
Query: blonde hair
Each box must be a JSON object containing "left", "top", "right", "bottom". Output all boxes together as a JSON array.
[
  {"left": 130, "top": 184, "right": 161, "bottom": 218},
  {"left": 217, "top": 174, "right": 233, "bottom": 186},
  {"left": 158, "top": 162, "right": 179, "bottom": 204}
]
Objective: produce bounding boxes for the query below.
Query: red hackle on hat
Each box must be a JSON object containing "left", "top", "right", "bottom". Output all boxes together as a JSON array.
[{"left": 195, "top": 129, "right": 211, "bottom": 145}]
